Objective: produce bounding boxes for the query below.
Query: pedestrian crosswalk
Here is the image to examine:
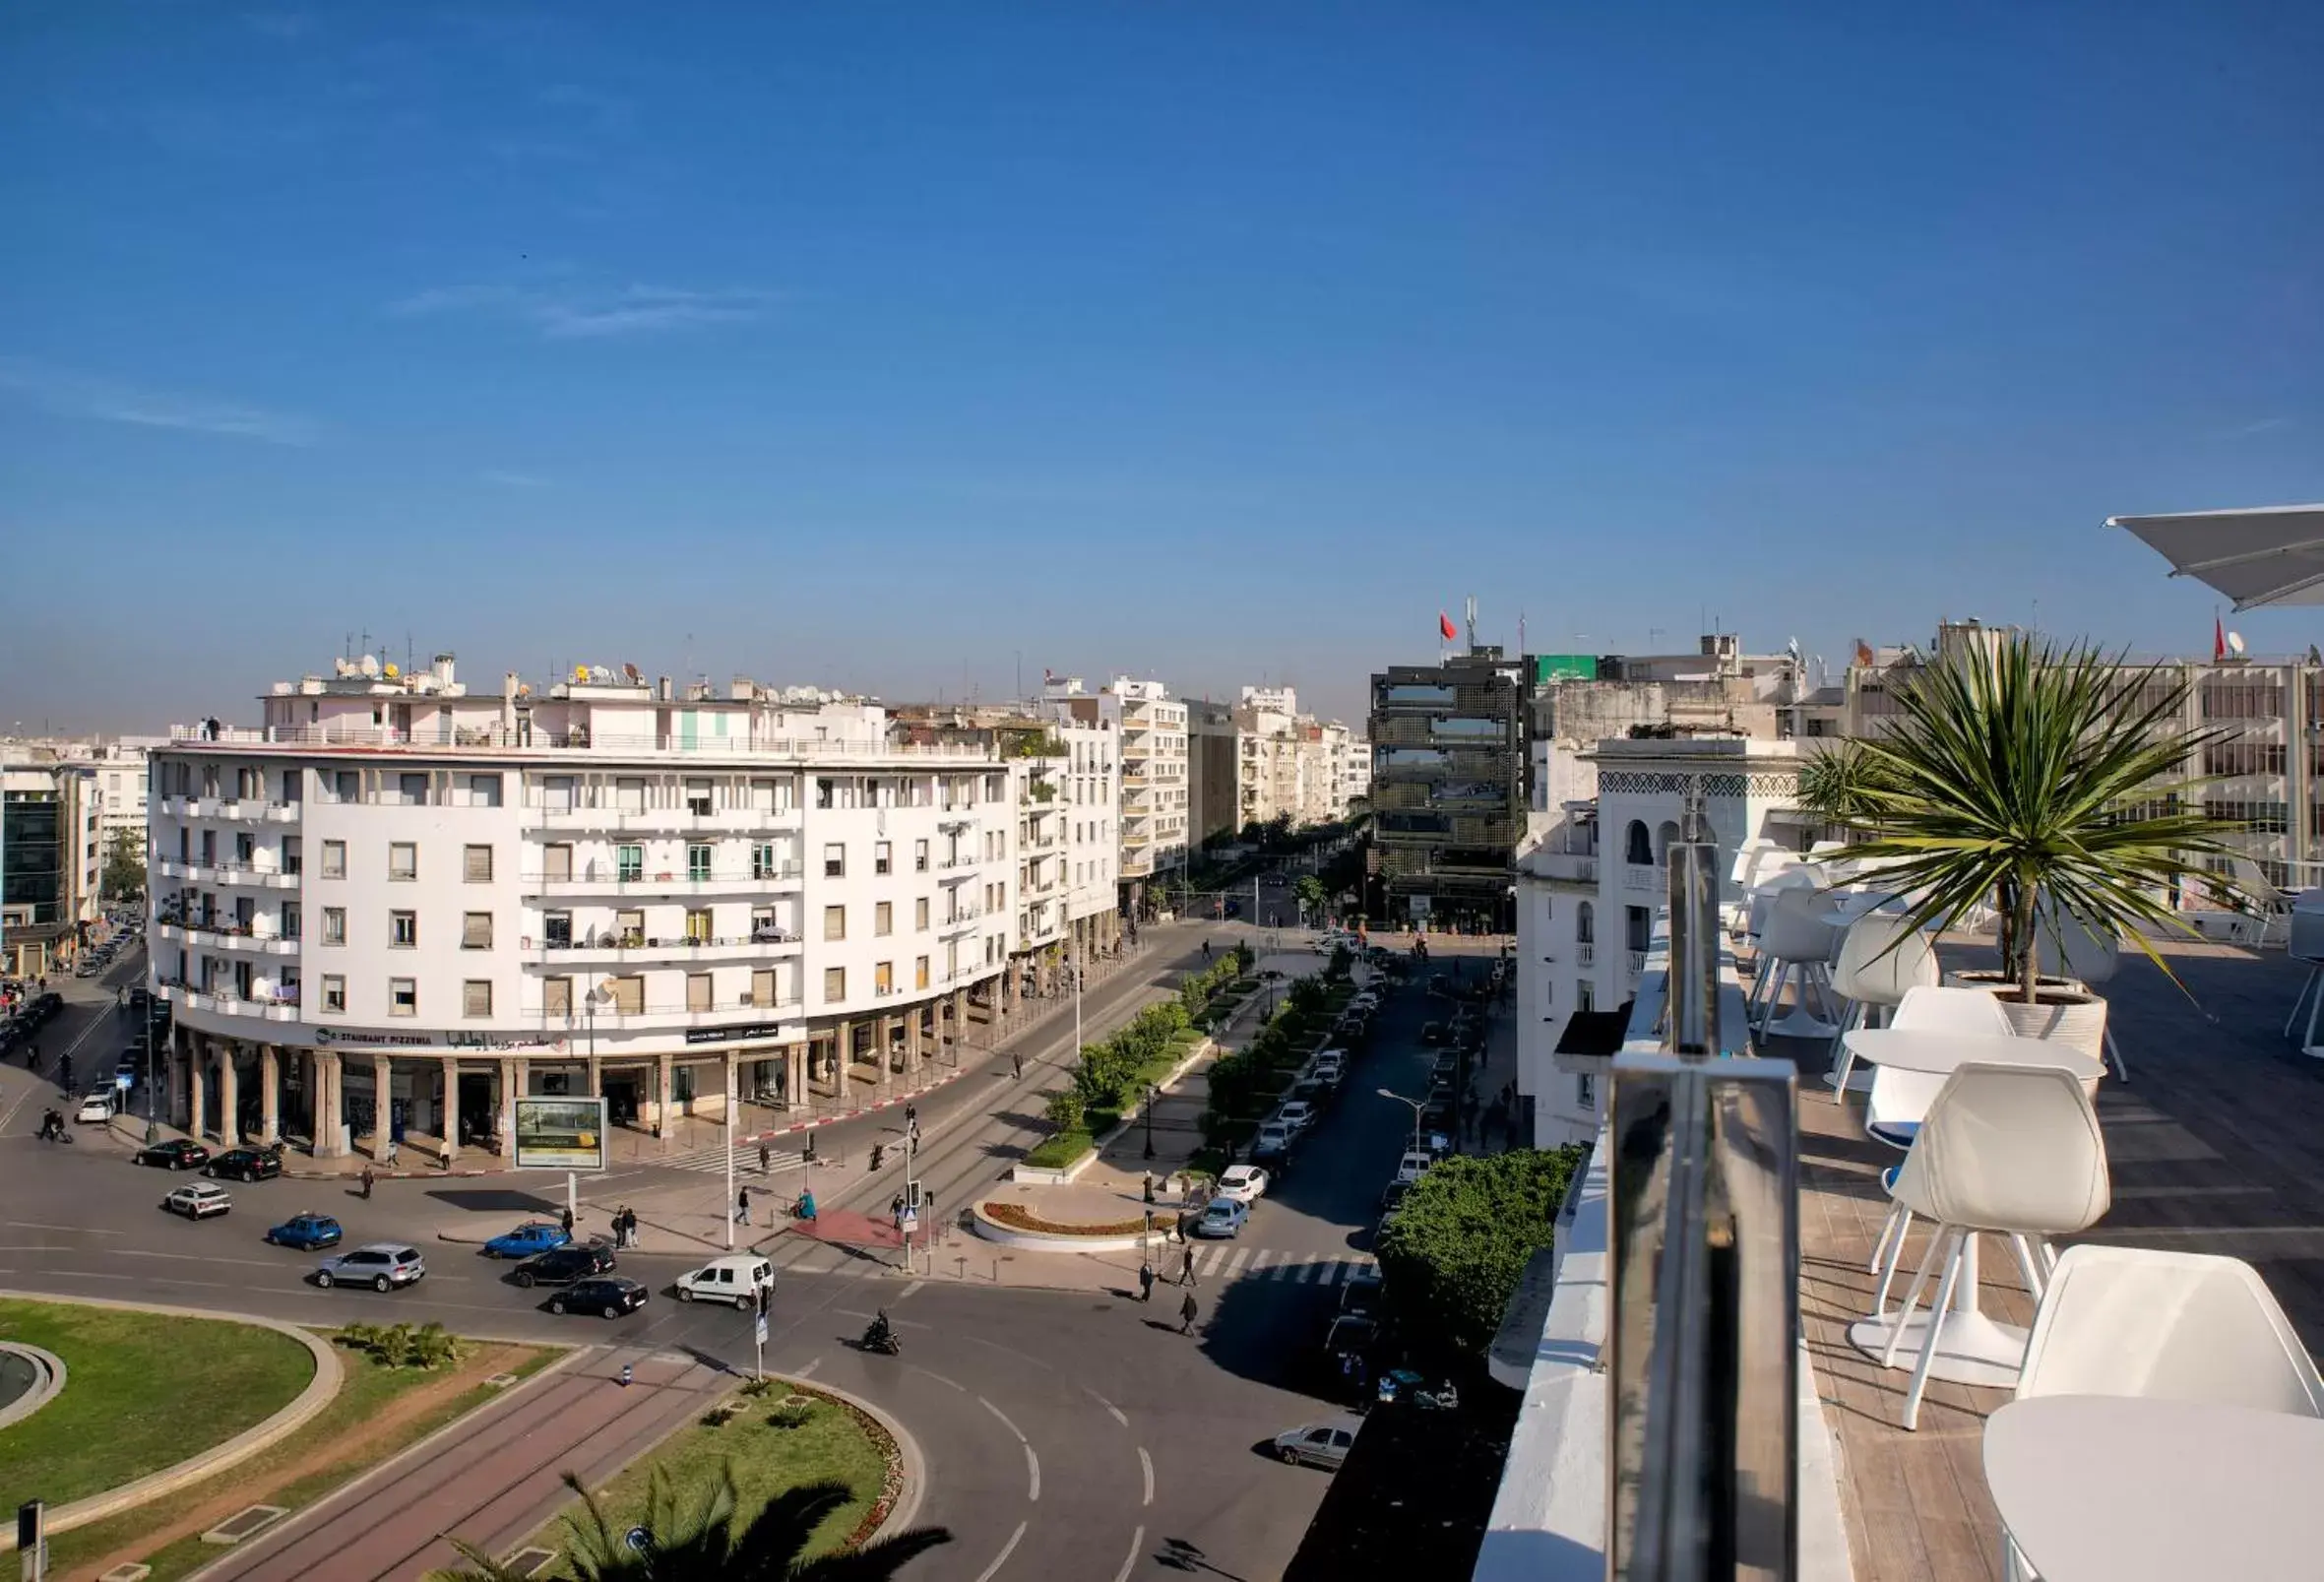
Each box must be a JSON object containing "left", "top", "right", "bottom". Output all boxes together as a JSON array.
[
  {"left": 647, "top": 1141, "right": 809, "bottom": 1177},
  {"left": 1178, "top": 1244, "right": 1377, "bottom": 1286}
]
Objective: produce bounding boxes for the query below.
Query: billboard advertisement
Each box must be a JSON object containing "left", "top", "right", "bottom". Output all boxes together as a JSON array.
[{"left": 513, "top": 1095, "right": 608, "bottom": 1171}]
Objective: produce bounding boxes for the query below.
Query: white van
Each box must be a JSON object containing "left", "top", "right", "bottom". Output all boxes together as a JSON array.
[
  {"left": 1394, "top": 1150, "right": 1434, "bottom": 1185},
  {"left": 675, "top": 1255, "right": 774, "bottom": 1307}
]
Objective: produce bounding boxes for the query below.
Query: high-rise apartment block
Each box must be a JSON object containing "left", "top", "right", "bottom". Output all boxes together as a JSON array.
[{"left": 1367, "top": 648, "right": 1529, "bottom": 929}]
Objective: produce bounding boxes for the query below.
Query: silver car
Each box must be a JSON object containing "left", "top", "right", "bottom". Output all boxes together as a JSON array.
[
  {"left": 317, "top": 1243, "right": 427, "bottom": 1293},
  {"left": 1272, "top": 1416, "right": 1362, "bottom": 1470}
]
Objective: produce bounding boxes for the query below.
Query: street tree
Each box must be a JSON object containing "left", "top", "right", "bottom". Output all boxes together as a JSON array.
[
  {"left": 1374, "top": 1146, "right": 1586, "bottom": 1363},
  {"left": 101, "top": 828, "right": 146, "bottom": 900}
]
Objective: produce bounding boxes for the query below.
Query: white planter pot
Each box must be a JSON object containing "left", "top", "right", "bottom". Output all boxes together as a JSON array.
[{"left": 1947, "top": 970, "right": 2107, "bottom": 1088}]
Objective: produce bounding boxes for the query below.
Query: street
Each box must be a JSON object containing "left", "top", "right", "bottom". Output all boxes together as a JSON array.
[{"left": 0, "top": 924, "right": 1499, "bottom": 1581}]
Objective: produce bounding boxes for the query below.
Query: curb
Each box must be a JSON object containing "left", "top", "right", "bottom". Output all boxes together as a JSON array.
[
  {"left": 0, "top": 1291, "right": 345, "bottom": 1548},
  {"left": 177, "top": 1341, "right": 585, "bottom": 1582},
  {"left": 779, "top": 1375, "right": 929, "bottom": 1545},
  {"left": 0, "top": 1343, "right": 66, "bottom": 1431}
]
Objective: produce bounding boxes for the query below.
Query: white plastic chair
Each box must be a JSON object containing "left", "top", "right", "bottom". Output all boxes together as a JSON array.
[
  {"left": 1742, "top": 865, "right": 1821, "bottom": 990},
  {"left": 2229, "top": 855, "right": 2293, "bottom": 948},
  {"left": 1753, "top": 886, "right": 1843, "bottom": 1039},
  {"left": 1881, "top": 1063, "right": 2111, "bottom": 1430},
  {"left": 1999, "top": 1245, "right": 2324, "bottom": 1579},
  {"left": 2036, "top": 909, "right": 2129, "bottom": 1080},
  {"left": 1825, "top": 914, "right": 1942, "bottom": 1094}
]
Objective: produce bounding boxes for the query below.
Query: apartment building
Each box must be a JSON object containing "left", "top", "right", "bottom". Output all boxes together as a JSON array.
[
  {"left": 1367, "top": 648, "right": 1529, "bottom": 929},
  {"left": 1110, "top": 677, "right": 1187, "bottom": 912},
  {"left": 146, "top": 654, "right": 1063, "bottom": 1160},
  {"left": 1185, "top": 699, "right": 1239, "bottom": 849},
  {"left": 1029, "top": 677, "right": 1125, "bottom": 950},
  {"left": 1514, "top": 736, "right": 1803, "bottom": 1146},
  {"left": 1525, "top": 637, "right": 1795, "bottom": 813}
]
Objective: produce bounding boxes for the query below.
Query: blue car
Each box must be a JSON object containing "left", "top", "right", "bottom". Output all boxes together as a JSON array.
[
  {"left": 482, "top": 1221, "right": 570, "bottom": 1259},
  {"left": 264, "top": 1213, "right": 344, "bottom": 1251}
]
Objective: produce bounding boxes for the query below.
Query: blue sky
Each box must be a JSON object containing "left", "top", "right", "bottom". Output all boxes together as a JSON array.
[{"left": 4, "top": 3, "right": 2321, "bottom": 732}]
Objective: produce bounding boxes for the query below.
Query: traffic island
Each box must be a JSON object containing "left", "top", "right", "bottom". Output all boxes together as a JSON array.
[{"left": 970, "top": 1183, "right": 1184, "bottom": 1255}]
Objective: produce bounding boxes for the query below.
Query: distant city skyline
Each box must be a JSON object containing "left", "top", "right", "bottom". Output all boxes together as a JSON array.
[{"left": 5, "top": 4, "right": 2320, "bottom": 733}]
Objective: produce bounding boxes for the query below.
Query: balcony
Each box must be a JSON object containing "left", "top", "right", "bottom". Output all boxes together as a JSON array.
[
  {"left": 549, "top": 995, "right": 806, "bottom": 1031},
  {"left": 939, "top": 910, "right": 983, "bottom": 933},
  {"left": 158, "top": 980, "right": 301, "bottom": 1022},
  {"left": 531, "top": 930, "right": 803, "bottom": 965},
  {"left": 1622, "top": 861, "right": 1664, "bottom": 895},
  {"left": 1624, "top": 947, "right": 1648, "bottom": 981},
  {"left": 520, "top": 862, "right": 804, "bottom": 898},
  {"left": 1575, "top": 940, "right": 1595, "bottom": 969},
  {"left": 524, "top": 802, "right": 804, "bottom": 834},
  {"left": 154, "top": 857, "right": 300, "bottom": 889},
  {"left": 155, "top": 919, "right": 302, "bottom": 956}
]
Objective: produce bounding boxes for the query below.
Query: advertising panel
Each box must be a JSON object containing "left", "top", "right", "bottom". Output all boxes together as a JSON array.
[{"left": 513, "top": 1095, "right": 608, "bottom": 1171}]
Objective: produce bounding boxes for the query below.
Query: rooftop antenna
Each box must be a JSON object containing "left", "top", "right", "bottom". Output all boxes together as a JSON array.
[
  {"left": 1465, "top": 595, "right": 1477, "bottom": 652},
  {"left": 1519, "top": 609, "right": 1527, "bottom": 655}
]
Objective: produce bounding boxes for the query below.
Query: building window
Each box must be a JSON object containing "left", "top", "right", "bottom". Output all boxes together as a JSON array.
[
  {"left": 398, "top": 773, "right": 429, "bottom": 806},
  {"left": 824, "top": 905, "right": 846, "bottom": 941},
  {"left": 824, "top": 842, "right": 846, "bottom": 878},
  {"left": 389, "top": 978, "right": 416, "bottom": 1017},
  {"left": 824, "top": 966, "right": 847, "bottom": 1002},
  {"left": 686, "top": 908, "right": 712, "bottom": 943},
  {"left": 322, "top": 907, "right": 346, "bottom": 946},
  {"left": 543, "top": 843, "right": 573, "bottom": 882},
  {"left": 322, "top": 975, "right": 345, "bottom": 1014},
  {"left": 875, "top": 841, "right": 892, "bottom": 875},
  {"left": 1577, "top": 1074, "right": 1595, "bottom": 1109},
  {"left": 390, "top": 911, "right": 417, "bottom": 948},
  {"left": 616, "top": 844, "right": 644, "bottom": 883},
  {"left": 389, "top": 842, "right": 417, "bottom": 881},
  {"left": 464, "top": 844, "right": 493, "bottom": 882},
  {"left": 282, "top": 836, "right": 301, "bottom": 876},
  {"left": 686, "top": 779, "right": 714, "bottom": 816},
  {"left": 280, "top": 903, "right": 301, "bottom": 941},
  {"left": 608, "top": 975, "right": 644, "bottom": 1014},
  {"left": 915, "top": 955, "right": 930, "bottom": 989},
  {"left": 752, "top": 843, "right": 781, "bottom": 879},
  {"left": 463, "top": 912, "right": 493, "bottom": 949},
  {"left": 543, "top": 977, "right": 572, "bottom": 1018},
  {"left": 322, "top": 841, "right": 346, "bottom": 879},
  {"left": 751, "top": 969, "right": 777, "bottom": 1008},
  {"left": 1575, "top": 902, "right": 1595, "bottom": 944},
  {"left": 687, "top": 842, "right": 713, "bottom": 881},
  {"left": 916, "top": 897, "right": 930, "bottom": 930},
  {"left": 464, "top": 980, "right": 493, "bottom": 1019},
  {"left": 1577, "top": 981, "right": 1595, "bottom": 1013},
  {"left": 615, "top": 909, "right": 645, "bottom": 946},
  {"left": 875, "top": 901, "right": 893, "bottom": 936},
  {"left": 688, "top": 972, "right": 713, "bottom": 1012},
  {"left": 544, "top": 912, "right": 573, "bottom": 949},
  {"left": 467, "top": 773, "right": 502, "bottom": 807},
  {"left": 875, "top": 961, "right": 894, "bottom": 994},
  {"left": 914, "top": 839, "right": 929, "bottom": 872}
]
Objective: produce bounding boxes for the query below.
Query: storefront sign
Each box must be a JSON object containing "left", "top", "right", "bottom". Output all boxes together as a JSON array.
[
  {"left": 513, "top": 1094, "right": 608, "bottom": 1171},
  {"left": 683, "top": 1022, "right": 792, "bottom": 1045},
  {"left": 315, "top": 1027, "right": 572, "bottom": 1055}
]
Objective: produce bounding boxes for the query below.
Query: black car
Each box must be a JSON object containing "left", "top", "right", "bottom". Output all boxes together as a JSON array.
[
  {"left": 512, "top": 1242, "right": 616, "bottom": 1289},
  {"left": 204, "top": 1147, "right": 282, "bottom": 1182},
  {"left": 135, "top": 1139, "right": 211, "bottom": 1170},
  {"left": 549, "top": 1276, "right": 649, "bottom": 1318}
]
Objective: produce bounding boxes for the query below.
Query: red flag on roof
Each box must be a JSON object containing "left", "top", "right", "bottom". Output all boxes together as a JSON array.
[
  {"left": 2215, "top": 613, "right": 2227, "bottom": 662},
  {"left": 1439, "top": 611, "right": 1458, "bottom": 642}
]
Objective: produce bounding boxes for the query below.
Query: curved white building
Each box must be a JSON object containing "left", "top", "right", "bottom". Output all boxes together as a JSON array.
[{"left": 148, "top": 657, "right": 1117, "bottom": 1161}]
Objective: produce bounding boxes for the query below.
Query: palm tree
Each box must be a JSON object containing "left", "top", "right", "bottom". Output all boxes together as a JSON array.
[
  {"left": 1794, "top": 738, "right": 1898, "bottom": 831},
  {"left": 1834, "top": 633, "right": 2248, "bottom": 1003},
  {"left": 430, "top": 1466, "right": 950, "bottom": 1582}
]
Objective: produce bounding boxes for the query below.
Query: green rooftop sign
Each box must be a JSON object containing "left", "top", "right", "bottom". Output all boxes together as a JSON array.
[{"left": 1532, "top": 655, "right": 1597, "bottom": 684}]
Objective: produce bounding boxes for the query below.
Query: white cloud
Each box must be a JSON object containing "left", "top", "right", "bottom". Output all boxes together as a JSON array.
[
  {"left": 389, "top": 282, "right": 775, "bottom": 340},
  {"left": 0, "top": 357, "right": 317, "bottom": 445}
]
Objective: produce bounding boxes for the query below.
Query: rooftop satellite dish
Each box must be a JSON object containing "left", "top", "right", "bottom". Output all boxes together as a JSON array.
[
  {"left": 359, "top": 654, "right": 381, "bottom": 678},
  {"left": 589, "top": 665, "right": 612, "bottom": 684},
  {"left": 622, "top": 663, "right": 642, "bottom": 683},
  {"left": 384, "top": 661, "right": 400, "bottom": 678},
  {"left": 2229, "top": 631, "right": 2247, "bottom": 657},
  {"left": 574, "top": 664, "right": 591, "bottom": 682}
]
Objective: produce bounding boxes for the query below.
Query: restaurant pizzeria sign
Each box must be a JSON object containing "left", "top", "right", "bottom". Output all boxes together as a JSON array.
[{"left": 313, "top": 1027, "right": 572, "bottom": 1055}]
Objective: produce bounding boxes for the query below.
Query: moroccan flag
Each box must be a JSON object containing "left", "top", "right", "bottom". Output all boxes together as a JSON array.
[
  {"left": 1439, "top": 611, "right": 1458, "bottom": 641},
  {"left": 2215, "top": 614, "right": 2227, "bottom": 662}
]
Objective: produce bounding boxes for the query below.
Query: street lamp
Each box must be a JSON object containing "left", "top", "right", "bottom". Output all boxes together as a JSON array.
[
  {"left": 1144, "top": 1081, "right": 1158, "bottom": 1161},
  {"left": 1378, "top": 1087, "right": 1424, "bottom": 1154}
]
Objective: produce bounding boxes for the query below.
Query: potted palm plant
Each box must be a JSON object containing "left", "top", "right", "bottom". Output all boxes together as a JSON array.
[{"left": 1828, "top": 633, "right": 2247, "bottom": 1050}]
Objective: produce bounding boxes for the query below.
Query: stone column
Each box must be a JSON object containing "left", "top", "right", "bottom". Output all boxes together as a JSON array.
[
  {"left": 785, "top": 1044, "right": 805, "bottom": 1113},
  {"left": 656, "top": 1052, "right": 674, "bottom": 1146},
  {"left": 216, "top": 1041, "right": 241, "bottom": 1148},
  {"left": 441, "top": 1056, "right": 461, "bottom": 1167},
  {"left": 259, "top": 1044, "right": 281, "bottom": 1145},
  {"left": 906, "top": 1008, "right": 922, "bottom": 1074},
  {"left": 500, "top": 1057, "right": 520, "bottom": 1158},
  {"left": 312, "top": 1050, "right": 344, "bottom": 1157},
  {"left": 371, "top": 1053, "right": 392, "bottom": 1161},
  {"left": 951, "top": 988, "right": 968, "bottom": 1053},
  {"left": 833, "top": 1020, "right": 852, "bottom": 1104},
  {"left": 875, "top": 1015, "right": 895, "bottom": 1088},
  {"left": 189, "top": 1045, "right": 208, "bottom": 1140},
  {"left": 169, "top": 1026, "right": 192, "bottom": 1130}
]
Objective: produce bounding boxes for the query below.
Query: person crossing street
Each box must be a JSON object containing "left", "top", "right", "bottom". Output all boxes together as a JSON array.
[
  {"left": 1139, "top": 1259, "right": 1156, "bottom": 1301},
  {"left": 734, "top": 1186, "right": 752, "bottom": 1226},
  {"left": 1181, "top": 1244, "right": 1197, "bottom": 1287},
  {"left": 1179, "top": 1291, "right": 1200, "bottom": 1334}
]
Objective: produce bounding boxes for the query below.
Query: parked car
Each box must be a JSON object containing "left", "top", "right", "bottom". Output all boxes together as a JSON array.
[
  {"left": 1250, "top": 1122, "right": 1293, "bottom": 1164},
  {"left": 1419, "top": 1021, "right": 1444, "bottom": 1045},
  {"left": 1277, "top": 1100, "right": 1317, "bottom": 1132},
  {"left": 163, "top": 1182, "right": 232, "bottom": 1220},
  {"left": 1324, "top": 1313, "right": 1378, "bottom": 1365},
  {"left": 135, "top": 1139, "right": 210, "bottom": 1171},
  {"left": 512, "top": 1243, "right": 616, "bottom": 1289},
  {"left": 1340, "top": 1263, "right": 1384, "bottom": 1316},
  {"left": 1273, "top": 1416, "right": 1362, "bottom": 1471},
  {"left": 1394, "top": 1149, "right": 1434, "bottom": 1185},
  {"left": 481, "top": 1222, "right": 570, "bottom": 1259},
  {"left": 265, "top": 1213, "right": 344, "bottom": 1250},
  {"left": 76, "top": 1090, "right": 120, "bottom": 1124},
  {"left": 1192, "top": 1198, "right": 1250, "bottom": 1239},
  {"left": 204, "top": 1147, "right": 282, "bottom": 1182},
  {"left": 674, "top": 1254, "right": 774, "bottom": 1307},
  {"left": 316, "top": 1244, "right": 426, "bottom": 1292},
  {"left": 1215, "top": 1165, "right": 1270, "bottom": 1204},
  {"left": 1378, "top": 1178, "right": 1413, "bottom": 1213},
  {"left": 550, "top": 1276, "right": 649, "bottom": 1318}
]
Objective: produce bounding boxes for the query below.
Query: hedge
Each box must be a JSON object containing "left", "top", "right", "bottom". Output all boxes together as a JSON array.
[{"left": 1374, "top": 1147, "right": 1588, "bottom": 1362}]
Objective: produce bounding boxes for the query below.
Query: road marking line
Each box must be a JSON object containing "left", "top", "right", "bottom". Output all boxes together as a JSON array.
[
  {"left": 1223, "top": 1247, "right": 1252, "bottom": 1278},
  {"left": 1295, "top": 1261, "right": 1319, "bottom": 1283},
  {"left": 899, "top": 1280, "right": 924, "bottom": 1300},
  {"left": 972, "top": 1520, "right": 1027, "bottom": 1582},
  {"left": 1024, "top": 1441, "right": 1040, "bottom": 1501},
  {"left": 911, "top": 1363, "right": 967, "bottom": 1391},
  {"left": 1113, "top": 1524, "right": 1146, "bottom": 1582},
  {"left": 1251, "top": 1249, "right": 1279, "bottom": 1275},
  {"left": 1320, "top": 1261, "right": 1346, "bottom": 1285},
  {"left": 794, "top": 1356, "right": 822, "bottom": 1379},
  {"left": 4, "top": 1223, "right": 124, "bottom": 1234},
  {"left": 1106, "top": 1403, "right": 1128, "bottom": 1427},
  {"left": 978, "top": 1394, "right": 1028, "bottom": 1442},
  {"left": 1138, "top": 1445, "right": 1154, "bottom": 1505}
]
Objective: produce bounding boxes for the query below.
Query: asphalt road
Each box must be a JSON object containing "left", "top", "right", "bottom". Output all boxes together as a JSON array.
[{"left": 0, "top": 927, "right": 1475, "bottom": 1581}]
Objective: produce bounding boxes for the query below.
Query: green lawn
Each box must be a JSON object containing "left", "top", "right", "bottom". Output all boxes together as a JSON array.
[
  {"left": 40, "top": 1337, "right": 557, "bottom": 1582},
  {"left": 532, "top": 1382, "right": 886, "bottom": 1561},
  {"left": 0, "top": 1298, "right": 316, "bottom": 1511}
]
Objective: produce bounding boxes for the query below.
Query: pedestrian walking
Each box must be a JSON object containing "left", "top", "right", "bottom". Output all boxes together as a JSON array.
[
  {"left": 1181, "top": 1244, "right": 1197, "bottom": 1287},
  {"left": 890, "top": 1191, "right": 906, "bottom": 1223},
  {"left": 560, "top": 1205, "right": 575, "bottom": 1238},
  {"left": 735, "top": 1186, "right": 751, "bottom": 1226},
  {"left": 359, "top": 1166, "right": 375, "bottom": 1200},
  {"left": 905, "top": 1104, "right": 917, "bottom": 1132},
  {"left": 1139, "top": 1259, "right": 1156, "bottom": 1301},
  {"left": 758, "top": 1142, "right": 771, "bottom": 1174},
  {"left": 616, "top": 1205, "right": 632, "bottom": 1248},
  {"left": 1011, "top": 1051, "right": 1023, "bottom": 1080},
  {"left": 1179, "top": 1291, "right": 1199, "bottom": 1334}
]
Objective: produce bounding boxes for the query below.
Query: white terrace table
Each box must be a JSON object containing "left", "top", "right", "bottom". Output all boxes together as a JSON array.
[
  {"left": 1984, "top": 1395, "right": 2324, "bottom": 1582},
  {"left": 1841, "top": 1028, "right": 2105, "bottom": 1388}
]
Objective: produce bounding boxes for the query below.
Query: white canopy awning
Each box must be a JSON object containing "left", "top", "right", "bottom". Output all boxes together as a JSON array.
[{"left": 2108, "top": 505, "right": 2324, "bottom": 611}]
